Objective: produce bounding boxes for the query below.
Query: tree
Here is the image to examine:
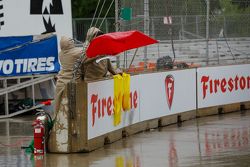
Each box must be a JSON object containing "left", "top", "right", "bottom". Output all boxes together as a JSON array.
[
  {"left": 219, "top": 0, "right": 250, "bottom": 14},
  {"left": 72, "top": 0, "right": 115, "bottom": 18},
  {"left": 232, "top": 0, "right": 250, "bottom": 9}
]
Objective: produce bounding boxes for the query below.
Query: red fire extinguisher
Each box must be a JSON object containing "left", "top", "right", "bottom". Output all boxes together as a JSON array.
[{"left": 32, "top": 119, "right": 45, "bottom": 155}]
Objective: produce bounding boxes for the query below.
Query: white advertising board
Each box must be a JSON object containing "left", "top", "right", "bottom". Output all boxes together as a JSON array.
[
  {"left": 87, "top": 75, "right": 141, "bottom": 140},
  {"left": 197, "top": 64, "right": 250, "bottom": 108},
  {"left": 0, "top": 0, "right": 72, "bottom": 40},
  {"left": 139, "top": 69, "right": 197, "bottom": 121},
  {"left": 87, "top": 69, "right": 197, "bottom": 139}
]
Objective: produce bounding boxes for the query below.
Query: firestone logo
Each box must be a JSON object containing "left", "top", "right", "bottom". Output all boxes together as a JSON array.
[
  {"left": 90, "top": 90, "right": 138, "bottom": 127},
  {"left": 165, "top": 75, "right": 174, "bottom": 109},
  {"left": 201, "top": 75, "right": 250, "bottom": 99}
]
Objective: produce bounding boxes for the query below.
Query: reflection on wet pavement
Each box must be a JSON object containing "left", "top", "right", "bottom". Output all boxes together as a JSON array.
[{"left": 0, "top": 111, "right": 249, "bottom": 167}]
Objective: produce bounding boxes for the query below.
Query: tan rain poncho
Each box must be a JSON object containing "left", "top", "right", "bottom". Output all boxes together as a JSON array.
[
  {"left": 54, "top": 36, "right": 82, "bottom": 115},
  {"left": 48, "top": 29, "right": 117, "bottom": 152},
  {"left": 81, "top": 27, "right": 117, "bottom": 81}
]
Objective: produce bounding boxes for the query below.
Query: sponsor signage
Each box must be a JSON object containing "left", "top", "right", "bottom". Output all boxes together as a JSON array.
[
  {"left": 165, "top": 75, "right": 174, "bottom": 109},
  {"left": 164, "top": 16, "right": 172, "bottom": 25},
  {"left": 87, "top": 76, "right": 140, "bottom": 139},
  {"left": 87, "top": 69, "right": 196, "bottom": 139},
  {"left": 197, "top": 64, "right": 250, "bottom": 108},
  {"left": 0, "top": 35, "right": 59, "bottom": 76},
  {"left": 139, "top": 69, "right": 196, "bottom": 121},
  {"left": 0, "top": 35, "right": 33, "bottom": 51},
  {"left": 0, "top": 0, "right": 72, "bottom": 40}
]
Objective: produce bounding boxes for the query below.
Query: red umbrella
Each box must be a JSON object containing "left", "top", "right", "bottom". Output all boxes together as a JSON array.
[{"left": 86, "top": 30, "right": 158, "bottom": 58}]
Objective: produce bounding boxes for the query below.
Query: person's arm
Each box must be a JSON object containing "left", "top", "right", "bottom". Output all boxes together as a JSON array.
[
  {"left": 107, "top": 59, "right": 117, "bottom": 75},
  {"left": 82, "top": 57, "right": 97, "bottom": 65}
]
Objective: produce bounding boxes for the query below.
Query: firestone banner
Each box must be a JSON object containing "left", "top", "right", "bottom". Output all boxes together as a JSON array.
[
  {"left": 0, "top": 35, "right": 59, "bottom": 76},
  {"left": 197, "top": 64, "right": 250, "bottom": 108},
  {"left": 87, "top": 69, "right": 197, "bottom": 139}
]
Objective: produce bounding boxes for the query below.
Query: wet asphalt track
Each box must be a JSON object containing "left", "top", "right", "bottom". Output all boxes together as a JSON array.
[{"left": 0, "top": 110, "right": 249, "bottom": 167}]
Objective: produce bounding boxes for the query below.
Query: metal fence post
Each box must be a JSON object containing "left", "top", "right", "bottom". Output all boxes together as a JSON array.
[
  {"left": 105, "top": 19, "right": 108, "bottom": 33},
  {"left": 115, "top": 0, "right": 121, "bottom": 68},
  {"left": 206, "top": 0, "right": 210, "bottom": 65},
  {"left": 4, "top": 79, "right": 9, "bottom": 116},
  {"left": 72, "top": 19, "right": 77, "bottom": 39},
  {"left": 196, "top": 15, "right": 199, "bottom": 36},
  {"left": 32, "top": 76, "right": 35, "bottom": 106},
  {"left": 144, "top": 0, "right": 150, "bottom": 69},
  {"left": 223, "top": 16, "right": 227, "bottom": 37}
]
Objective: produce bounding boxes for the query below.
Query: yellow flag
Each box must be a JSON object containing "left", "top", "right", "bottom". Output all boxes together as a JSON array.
[
  {"left": 115, "top": 156, "right": 124, "bottom": 167},
  {"left": 113, "top": 74, "right": 123, "bottom": 126},
  {"left": 122, "top": 73, "right": 131, "bottom": 111}
]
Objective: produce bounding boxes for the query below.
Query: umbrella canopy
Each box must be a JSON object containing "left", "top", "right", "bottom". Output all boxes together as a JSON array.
[{"left": 86, "top": 30, "right": 158, "bottom": 58}]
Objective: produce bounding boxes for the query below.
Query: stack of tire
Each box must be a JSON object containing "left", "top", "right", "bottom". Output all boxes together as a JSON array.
[{"left": 156, "top": 56, "right": 173, "bottom": 70}]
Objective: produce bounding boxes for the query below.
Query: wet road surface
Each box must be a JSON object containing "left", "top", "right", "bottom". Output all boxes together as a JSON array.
[{"left": 0, "top": 111, "right": 249, "bottom": 167}]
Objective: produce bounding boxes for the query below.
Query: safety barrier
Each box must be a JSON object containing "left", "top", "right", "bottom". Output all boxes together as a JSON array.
[{"left": 48, "top": 63, "right": 250, "bottom": 153}]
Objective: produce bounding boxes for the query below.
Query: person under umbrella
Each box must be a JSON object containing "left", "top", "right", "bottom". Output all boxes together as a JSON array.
[{"left": 81, "top": 27, "right": 119, "bottom": 81}]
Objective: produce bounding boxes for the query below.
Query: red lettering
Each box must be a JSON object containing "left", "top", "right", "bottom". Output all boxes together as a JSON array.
[
  {"left": 201, "top": 76, "right": 209, "bottom": 99},
  {"left": 209, "top": 79, "right": 213, "bottom": 94},
  {"left": 107, "top": 97, "right": 112, "bottom": 116},
  {"left": 102, "top": 98, "right": 106, "bottom": 117},
  {"left": 234, "top": 75, "right": 239, "bottom": 90},
  {"left": 133, "top": 91, "right": 138, "bottom": 108},
  {"left": 240, "top": 77, "right": 246, "bottom": 90},
  {"left": 201, "top": 75, "right": 250, "bottom": 99},
  {"left": 91, "top": 94, "right": 98, "bottom": 127},
  {"left": 98, "top": 99, "right": 101, "bottom": 118},
  {"left": 214, "top": 79, "right": 220, "bottom": 93},
  {"left": 248, "top": 76, "right": 250, "bottom": 89},
  {"left": 228, "top": 78, "right": 234, "bottom": 92},
  {"left": 90, "top": 90, "right": 139, "bottom": 126},
  {"left": 221, "top": 78, "right": 226, "bottom": 93}
]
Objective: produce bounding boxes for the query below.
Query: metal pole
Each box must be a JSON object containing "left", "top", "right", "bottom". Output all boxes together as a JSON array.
[
  {"left": 144, "top": 0, "right": 149, "bottom": 69},
  {"left": 105, "top": 19, "right": 108, "bottom": 33},
  {"left": 206, "top": 0, "right": 210, "bottom": 65},
  {"left": 32, "top": 76, "right": 35, "bottom": 106},
  {"left": 115, "top": 0, "right": 120, "bottom": 68},
  {"left": 196, "top": 16, "right": 199, "bottom": 36},
  {"left": 72, "top": 19, "right": 77, "bottom": 40},
  {"left": 216, "top": 39, "right": 220, "bottom": 65},
  {"left": 181, "top": 16, "right": 184, "bottom": 40},
  {"left": 4, "top": 79, "right": 9, "bottom": 116}
]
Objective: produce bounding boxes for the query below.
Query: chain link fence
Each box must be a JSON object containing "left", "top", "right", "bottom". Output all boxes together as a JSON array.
[{"left": 72, "top": 0, "right": 250, "bottom": 70}]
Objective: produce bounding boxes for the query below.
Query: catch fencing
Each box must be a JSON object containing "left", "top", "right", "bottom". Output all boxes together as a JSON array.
[{"left": 72, "top": 0, "right": 250, "bottom": 69}]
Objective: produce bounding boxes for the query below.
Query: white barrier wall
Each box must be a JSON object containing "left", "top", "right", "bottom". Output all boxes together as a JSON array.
[
  {"left": 87, "top": 69, "right": 197, "bottom": 139},
  {"left": 0, "top": 0, "right": 72, "bottom": 39},
  {"left": 139, "top": 69, "right": 197, "bottom": 121},
  {"left": 197, "top": 64, "right": 250, "bottom": 108},
  {"left": 88, "top": 75, "right": 141, "bottom": 139},
  {"left": 87, "top": 64, "right": 250, "bottom": 140}
]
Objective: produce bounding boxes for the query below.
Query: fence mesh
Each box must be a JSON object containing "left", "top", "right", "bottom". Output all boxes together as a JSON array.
[{"left": 73, "top": 0, "right": 250, "bottom": 70}]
